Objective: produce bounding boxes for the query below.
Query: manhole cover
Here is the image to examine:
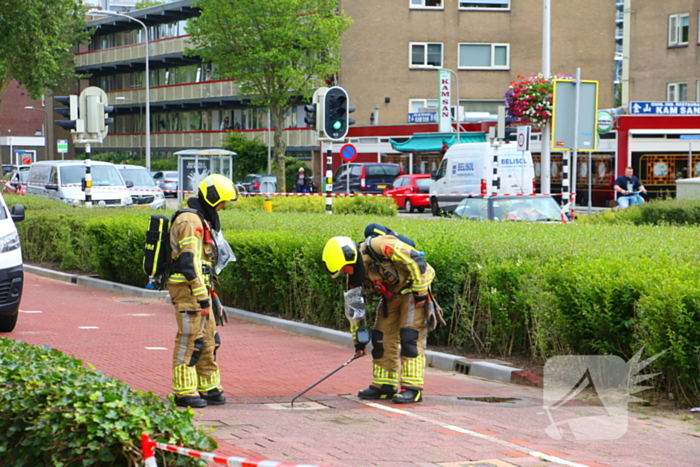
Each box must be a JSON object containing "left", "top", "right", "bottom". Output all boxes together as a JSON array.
[{"left": 457, "top": 396, "right": 520, "bottom": 404}]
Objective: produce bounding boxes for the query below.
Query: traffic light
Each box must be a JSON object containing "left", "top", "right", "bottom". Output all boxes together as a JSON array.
[
  {"left": 323, "top": 86, "right": 350, "bottom": 140},
  {"left": 304, "top": 103, "right": 318, "bottom": 130},
  {"left": 80, "top": 86, "right": 113, "bottom": 142},
  {"left": 54, "top": 95, "right": 85, "bottom": 134}
]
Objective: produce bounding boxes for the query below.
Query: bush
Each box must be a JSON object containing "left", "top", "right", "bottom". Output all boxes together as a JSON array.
[
  {"left": 0, "top": 338, "right": 215, "bottom": 466},
  {"left": 12, "top": 194, "right": 700, "bottom": 405},
  {"left": 577, "top": 198, "right": 700, "bottom": 226}
]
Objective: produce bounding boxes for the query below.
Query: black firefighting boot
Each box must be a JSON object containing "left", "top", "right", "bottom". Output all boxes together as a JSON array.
[
  {"left": 358, "top": 384, "right": 397, "bottom": 400},
  {"left": 392, "top": 387, "right": 423, "bottom": 404},
  {"left": 200, "top": 389, "right": 226, "bottom": 406},
  {"left": 175, "top": 396, "right": 207, "bottom": 408}
]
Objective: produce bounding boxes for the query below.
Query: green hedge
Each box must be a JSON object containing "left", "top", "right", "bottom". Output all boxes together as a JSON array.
[
  {"left": 0, "top": 338, "right": 214, "bottom": 467},
  {"left": 8, "top": 194, "right": 700, "bottom": 405}
]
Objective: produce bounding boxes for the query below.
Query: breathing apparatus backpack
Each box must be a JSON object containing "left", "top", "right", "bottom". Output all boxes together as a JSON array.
[
  {"left": 142, "top": 208, "right": 205, "bottom": 289},
  {"left": 142, "top": 214, "right": 171, "bottom": 284}
]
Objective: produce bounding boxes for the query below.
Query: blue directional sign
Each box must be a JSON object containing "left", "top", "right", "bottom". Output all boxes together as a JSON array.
[{"left": 630, "top": 101, "right": 700, "bottom": 115}]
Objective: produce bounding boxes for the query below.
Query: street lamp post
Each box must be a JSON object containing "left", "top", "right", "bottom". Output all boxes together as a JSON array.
[
  {"left": 94, "top": 10, "right": 151, "bottom": 170},
  {"left": 24, "top": 106, "right": 52, "bottom": 160},
  {"left": 116, "top": 97, "right": 144, "bottom": 162}
]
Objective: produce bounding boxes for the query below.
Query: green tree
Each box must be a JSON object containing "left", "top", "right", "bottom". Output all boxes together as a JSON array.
[
  {"left": 0, "top": 0, "right": 90, "bottom": 101},
  {"left": 186, "top": 0, "right": 352, "bottom": 190},
  {"left": 135, "top": 0, "right": 165, "bottom": 9},
  {"left": 221, "top": 131, "right": 269, "bottom": 181}
]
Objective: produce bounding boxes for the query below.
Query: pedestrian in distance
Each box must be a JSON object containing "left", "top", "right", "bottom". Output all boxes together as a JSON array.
[
  {"left": 220, "top": 116, "right": 230, "bottom": 131},
  {"left": 614, "top": 167, "right": 647, "bottom": 209},
  {"left": 295, "top": 167, "right": 307, "bottom": 193},
  {"left": 321, "top": 226, "right": 444, "bottom": 404},
  {"left": 167, "top": 174, "right": 238, "bottom": 408}
]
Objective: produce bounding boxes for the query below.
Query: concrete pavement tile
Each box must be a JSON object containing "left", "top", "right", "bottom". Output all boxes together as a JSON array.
[{"left": 500, "top": 451, "right": 531, "bottom": 458}]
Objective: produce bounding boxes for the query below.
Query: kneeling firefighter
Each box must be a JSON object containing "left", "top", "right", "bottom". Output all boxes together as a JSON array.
[
  {"left": 322, "top": 230, "right": 444, "bottom": 404},
  {"left": 168, "top": 174, "right": 238, "bottom": 408}
]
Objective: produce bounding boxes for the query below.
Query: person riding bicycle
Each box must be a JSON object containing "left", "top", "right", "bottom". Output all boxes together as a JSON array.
[{"left": 614, "top": 167, "right": 647, "bottom": 209}]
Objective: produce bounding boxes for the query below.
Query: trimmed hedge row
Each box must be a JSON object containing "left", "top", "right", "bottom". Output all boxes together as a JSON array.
[
  {"left": 0, "top": 338, "right": 214, "bottom": 467},
  {"left": 8, "top": 194, "right": 700, "bottom": 405}
]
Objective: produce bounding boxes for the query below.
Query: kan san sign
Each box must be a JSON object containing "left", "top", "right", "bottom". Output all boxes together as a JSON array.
[{"left": 630, "top": 101, "right": 700, "bottom": 115}]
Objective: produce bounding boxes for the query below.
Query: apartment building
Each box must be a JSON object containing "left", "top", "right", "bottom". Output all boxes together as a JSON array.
[
  {"left": 625, "top": 0, "right": 700, "bottom": 102},
  {"left": 338, "top": 0, "right": 617, "bottom": 127},
  {"left": 78, "top": 0, "right": 315, "bottom": 162}
]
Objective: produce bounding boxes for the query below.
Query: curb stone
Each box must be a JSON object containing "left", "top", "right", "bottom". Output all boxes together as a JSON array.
[{"left": 24, "top": 265, "right": 539, "bottom": 387}]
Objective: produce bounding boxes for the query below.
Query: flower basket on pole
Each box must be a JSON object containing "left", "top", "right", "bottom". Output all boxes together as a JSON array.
[{"left": 504, "top": 73, "right": 569, "bottom": 128}]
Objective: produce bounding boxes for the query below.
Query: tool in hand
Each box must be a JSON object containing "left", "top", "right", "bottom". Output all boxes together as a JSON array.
[{"left": 290, "top": 353, "right": 364, "bottom": 408}]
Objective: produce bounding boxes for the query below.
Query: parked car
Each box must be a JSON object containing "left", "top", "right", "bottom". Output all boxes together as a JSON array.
[
  {"left": 240, "top": 174, "right": 277, "bottom": 193},
  {"left": 152, "top": 171, "right": 179, "bottom": 197},
  {"left": 2, "top": 165, "right": 31, "bottom": 178},
  {"left": 453, "top": 195, "right": 567, "bottom": 223},
  {"left": 382, "top": 174, "right": 433, "bottom": 213},
  {"left": 115, "top": 164, "right": 166, "bottom": 209},
  {"left": 2, "top": 170, "right": 29, "bottom": 196},
  {"left": 26, "top": 160, "right": 133, "bottom": 208},
  {"left": 0, "top": 191, "right": 24, "bottom": 332},
  {"left": 331, "top": 163, "right": 403, "bottom": 194}
]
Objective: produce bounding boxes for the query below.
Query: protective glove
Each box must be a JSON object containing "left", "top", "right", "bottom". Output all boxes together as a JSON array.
[
  {"left": 211, "top": 292, "right": 227, "bottom": 326},
  {"left": 425, "top": 300, "right": 446, "bottom": 331}
]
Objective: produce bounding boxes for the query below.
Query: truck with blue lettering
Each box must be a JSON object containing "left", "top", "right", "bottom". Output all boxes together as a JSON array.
[{"left": 429, "top": 142, "right": 535, "bottom": 216}]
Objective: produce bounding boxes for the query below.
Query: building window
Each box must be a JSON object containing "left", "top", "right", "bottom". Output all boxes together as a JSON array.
[
  {"left": 669, "top": 13, "right": 689, "bottom": 46},
  {"left": 458, "top": 43, "right": 509, "bottom": 69},
  {"left": 409, "top": 99, "right": 439, "bottom": 113},
  {"left": 459, "top": 0, "right": 510, "bottom": 10},
  {"left": 410, "top": 0, "right": 443, "bottom": 9},
  {"left": 410, "top": 43, "right": 443, "bottom": 68},
  {"left": 667, "top": 82, "right": 687, "bottom": 101}
]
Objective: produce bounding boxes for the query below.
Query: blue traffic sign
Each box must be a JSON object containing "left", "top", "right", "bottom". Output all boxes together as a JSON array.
[
  {"left": 630, "top": 101, "right": 700, "bottom": 115},
  {"left": 339, "top": 143, "right": 357, "bottom": 162}
]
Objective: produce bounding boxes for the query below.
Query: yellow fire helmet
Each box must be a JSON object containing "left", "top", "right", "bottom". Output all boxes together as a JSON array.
[
  {"left": 198, "top": 174, "right": 238, "bottom": 207},
  {"left": 322, "top": 236, "right": 358, "bottom": 278}
]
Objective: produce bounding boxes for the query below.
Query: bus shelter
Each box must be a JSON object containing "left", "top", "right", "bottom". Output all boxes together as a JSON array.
[{"left": 174, "top": 149, "right": 235, "bottom": 202}]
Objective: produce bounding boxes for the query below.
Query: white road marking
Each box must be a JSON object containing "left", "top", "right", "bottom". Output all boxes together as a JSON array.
[
  {"left": 358, "top": 398, "right": 589, "bottom": 467},
  {"left": 145, "top": 347, "right": 168, "bottom": 350},
  {"left": 78, "top": 326, "right": 99, "bottom": 329},
  {"left": 19, "top": 310, "right": 43, "bottom": 313}
]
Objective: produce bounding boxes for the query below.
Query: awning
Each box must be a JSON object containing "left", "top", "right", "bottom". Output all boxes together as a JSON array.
[
  {"left": 174, "top": 149, "right": 237, "bottom": 156},
  {"left": 389, "top": 132, "right": 486, "bottom": 152}
]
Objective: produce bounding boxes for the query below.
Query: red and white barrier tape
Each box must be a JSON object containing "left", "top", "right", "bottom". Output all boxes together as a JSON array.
[{"left": 141, "top": 433, "right": 328, "bottom": 467}]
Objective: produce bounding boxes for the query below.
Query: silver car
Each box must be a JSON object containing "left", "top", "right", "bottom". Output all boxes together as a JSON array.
[
  {"left": 116, "top": 165, "right": 166, "bottom": 209},
  {"left": 152, "top": 170, "right": 179, "bottom": 197}
]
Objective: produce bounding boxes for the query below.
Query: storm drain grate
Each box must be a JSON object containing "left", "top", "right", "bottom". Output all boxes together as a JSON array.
[
  {"left": 454, "top": 360, "right": 471, "bottom": 375},
  {"left": 457, "top": 396, "right": 520, "bottom": 404}
]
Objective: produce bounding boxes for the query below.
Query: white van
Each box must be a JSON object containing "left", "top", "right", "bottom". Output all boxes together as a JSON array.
[
  {"left": 429, "top": 142, "right": 535, "bottom": 216},
  {"left": 26, "top": 161, "right": 133, "bottom": 207},
  {"left": 0, "top": 192, "right": 25, "bottom": 332}
]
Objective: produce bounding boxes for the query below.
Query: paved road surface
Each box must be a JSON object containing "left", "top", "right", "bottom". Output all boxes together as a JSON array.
[{"left": 10, "top": 272, "right": 699, "bottom": 467}]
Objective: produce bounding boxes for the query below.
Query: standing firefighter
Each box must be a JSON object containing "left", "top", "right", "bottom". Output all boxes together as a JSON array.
[
  {"left": 321, "top": 228, "right": 444, "bottom": 404},
  {"left": 168, "top": 174, "right": 238, "bottom": 408}
]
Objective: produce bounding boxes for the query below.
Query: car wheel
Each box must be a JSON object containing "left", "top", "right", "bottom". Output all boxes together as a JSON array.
[
  {"left": 405, "top": 199, "right": 414, "bottom": 213},
  {"left": 430, "top": 197, "right": 441, "bottom": 217},
  {"left": 0, "top": 312, "right": 18, "bottom": 332}
]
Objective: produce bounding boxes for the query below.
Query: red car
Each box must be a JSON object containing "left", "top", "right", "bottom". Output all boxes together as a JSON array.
[
  {"left": 383, "top": 174, "right": 433, "bottom": 213},
  {"left": 2, "top": 170, "right": 28, "bottom": 196}
]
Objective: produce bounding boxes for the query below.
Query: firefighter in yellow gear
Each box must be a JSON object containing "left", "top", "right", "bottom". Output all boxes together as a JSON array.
[
  {"left": 322, "top": 231, "right": 442, "bottom": 404},
  {"left": 168, "top": 174, "right": 238, "bottom": 408}
]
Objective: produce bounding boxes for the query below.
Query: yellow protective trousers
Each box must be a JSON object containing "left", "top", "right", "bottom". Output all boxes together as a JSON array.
[
  {"left": 170, "top": 300, "right": 222, "bottom": 397},
  {"left": 370, "top": 293, "right": 427, "bottom": 391}
]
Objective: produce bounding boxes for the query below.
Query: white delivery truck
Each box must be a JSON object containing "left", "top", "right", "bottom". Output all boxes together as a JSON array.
[
  {"left": 429, "top": 141, "right": 535, "bottom": 216},
  {"left": 0, "top": 192, "right": 25, "bottom": 332}
]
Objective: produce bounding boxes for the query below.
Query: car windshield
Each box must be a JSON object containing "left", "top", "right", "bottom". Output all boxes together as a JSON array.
[
  {"left": 454, "top": 198, "right": 489, "bottom": 220},
  {"left": 60, "top": 165, "right": 124, "bottom": 186},
  {"left": 493, "top": 198, "right": 562, "bottom": 222},
  {"left": 366, "top": 165, "right": 400, "bottom": 179},
  {"left": 120, "top": 169, "right": 156, "bottom": 186}
]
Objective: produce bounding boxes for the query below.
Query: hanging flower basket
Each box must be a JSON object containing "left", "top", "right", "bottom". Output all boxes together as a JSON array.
[{"left": 504, "top": 73, "right": 569, "bottom": 127}]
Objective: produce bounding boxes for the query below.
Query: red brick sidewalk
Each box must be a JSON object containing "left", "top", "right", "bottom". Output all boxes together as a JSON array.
[{"left": 12, "top": 273, "right": 700, "bottom": 467}]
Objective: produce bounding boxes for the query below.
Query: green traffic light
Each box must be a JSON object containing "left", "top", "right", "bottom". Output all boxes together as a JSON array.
[{"left": 333, "top": 120, "right": 342, "bottom": 130}]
